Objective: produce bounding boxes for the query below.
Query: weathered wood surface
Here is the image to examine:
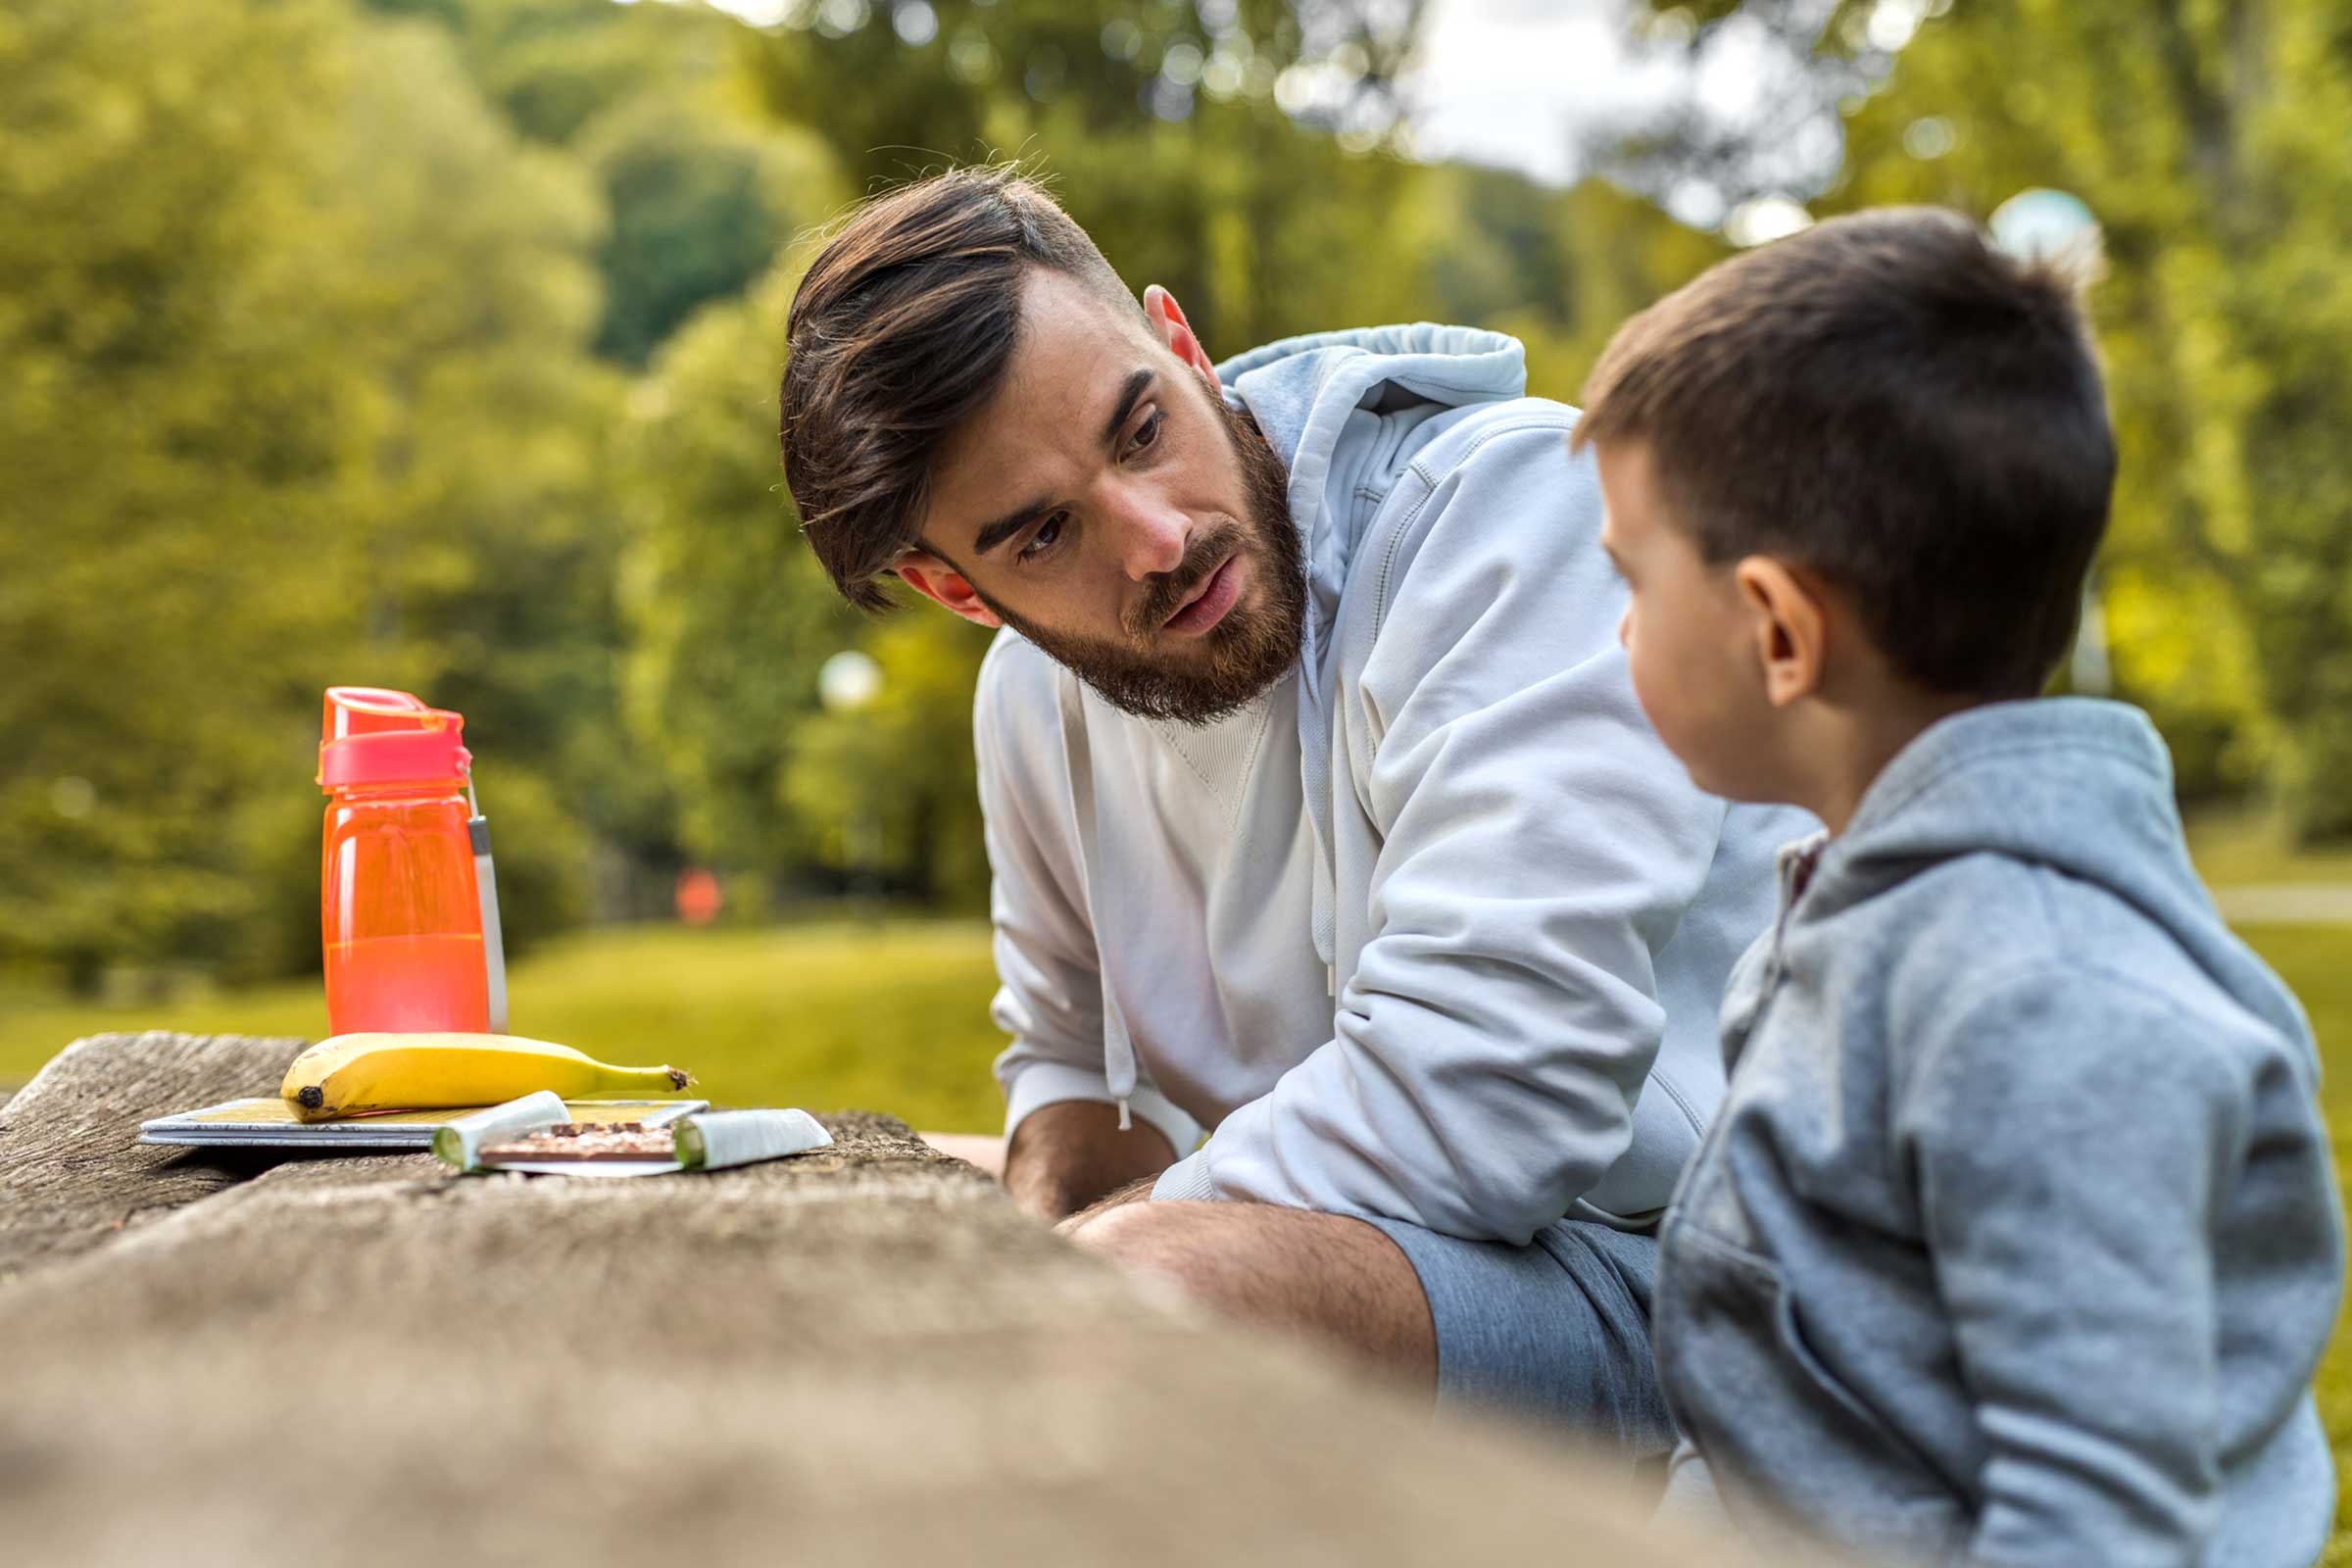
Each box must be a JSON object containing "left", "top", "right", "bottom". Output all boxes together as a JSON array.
[
  {"left": 0, "top": 1031, "right": 312, "bottom": 1277},
  {"left": 0, "top": 1033, "right": 1800, "bottom": 1566}
]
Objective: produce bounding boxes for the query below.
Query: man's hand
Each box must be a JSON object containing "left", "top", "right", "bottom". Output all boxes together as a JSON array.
[{"left": 1003, "top": 1101, "right": 1174, "bottom": 1223}]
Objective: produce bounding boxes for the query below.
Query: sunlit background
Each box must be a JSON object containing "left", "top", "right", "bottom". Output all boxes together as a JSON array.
[
  {"left": 5, "top": 0, "right": 2349, "bottom": 1543},
  {"left": 13, "top": 0, "right": 2346, "bottom": 985}
]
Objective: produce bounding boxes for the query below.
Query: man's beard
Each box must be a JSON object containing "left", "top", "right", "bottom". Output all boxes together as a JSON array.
[{"left": 980, "top": 394, "right": 1308, "bottom": 726}]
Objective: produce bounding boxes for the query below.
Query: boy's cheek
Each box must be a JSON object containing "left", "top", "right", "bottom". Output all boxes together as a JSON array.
[
  {"left": 1627, "top": 640, "right": 1736, "bottom": 792},
  {"left": 1624, "top": 648, "right": 1685, "bottom": 755}
]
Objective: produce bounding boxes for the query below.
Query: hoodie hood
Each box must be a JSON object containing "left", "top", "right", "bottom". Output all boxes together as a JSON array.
[
  {"left": 1218, "top": 323, "right": 1527, "bottom": 662},
  {"left": 1798, "top": 698, "right": 2311, "bottom": 1052}
]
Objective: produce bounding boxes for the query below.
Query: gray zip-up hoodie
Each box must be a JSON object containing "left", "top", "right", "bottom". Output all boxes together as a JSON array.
[{"left": 1655, "top": 699, "right": 2341, "bottom": 1567}]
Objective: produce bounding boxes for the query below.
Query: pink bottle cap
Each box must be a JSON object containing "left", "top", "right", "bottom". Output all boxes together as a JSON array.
[{"left": 318, "top": 687, "right": 471, "bottom": 791}]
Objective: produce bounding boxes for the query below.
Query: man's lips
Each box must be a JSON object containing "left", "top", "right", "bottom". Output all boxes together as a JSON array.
[{"left": 1162, "top": 553, "right": 1243, "bottom": 636}]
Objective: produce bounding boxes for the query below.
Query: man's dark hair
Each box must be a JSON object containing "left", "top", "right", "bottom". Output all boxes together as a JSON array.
[
  {"left": 779, "top": 166, "right": 1135, "bottom": 612},
  {"left": 1574, "top": 207, "right": 2115, "bottom": 699}
]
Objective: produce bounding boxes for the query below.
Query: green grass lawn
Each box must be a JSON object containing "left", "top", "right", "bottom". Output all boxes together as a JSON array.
[
  {"left": 2246, "top": 923, "right": 2352, "bottom": 1565},
  {"left": 3, "top": 905, "right": 2348, "bottom": 1552},
  {"left": 0, "top": 917, "right": 1010, "bottom": 1133},
  {"left": 2186, "top": 808, "right": 2352, "bottom": 888}
]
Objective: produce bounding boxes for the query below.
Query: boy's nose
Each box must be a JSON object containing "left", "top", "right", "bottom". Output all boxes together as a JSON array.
[{"left": 1617, "top": 608, "right": 1632, "bottom": 648}]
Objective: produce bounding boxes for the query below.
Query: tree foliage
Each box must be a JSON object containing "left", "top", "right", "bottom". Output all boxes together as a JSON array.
[
  {"left": 13, "top": 0, "right": 2341, "bottom": 993},
  {"left": 0, "top": 0, "right": 615, "bottom": 985},
  {"left": 1813, "top": 0, "right": 2352, "bottom": 836}
]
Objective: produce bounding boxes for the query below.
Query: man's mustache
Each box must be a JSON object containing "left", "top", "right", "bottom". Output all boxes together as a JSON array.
[{"left": 1126, "top": 521, "right": 1244, "bottom": 640}]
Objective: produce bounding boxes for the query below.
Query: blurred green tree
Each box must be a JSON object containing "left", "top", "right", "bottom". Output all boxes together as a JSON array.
[
  {"left": 615, "top": 257, "right": 861, "bottom": 885},
  {"left": 363, "top": 0, "right": 848, "bottom": 372},
  {"left": 736, "top": 0, "right": 1466, "bottom": 349},
  {"left": 1815, "top": 0, "right": 2352, "bottom": 838},
  {"left": 44, "top": 0, "right": 2322, "bottom": 987},
  {"left": 364, "top": 0, "right": 736, "bottom": 145},
  {"left": 576, "top": 92, "right": 846, "bottom": 366},
  {"left": 0, "top": 0, "right": 617, "bottom": 989},
  {"left": 781, "top": 614, "right": 995, "bottom": 905},
  {"left": 316, "top": 16, "right": 623, "bottom": 962}
]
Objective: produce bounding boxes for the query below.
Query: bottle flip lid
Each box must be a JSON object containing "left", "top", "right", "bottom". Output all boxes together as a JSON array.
[{"left": 318, "top": 687, "right": 471, "bottom": 790}]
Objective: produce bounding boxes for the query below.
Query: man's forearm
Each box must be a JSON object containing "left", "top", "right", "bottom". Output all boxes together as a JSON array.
[{"left": 1003, "top": 1100, "right": 1175, "bottom": 1221}]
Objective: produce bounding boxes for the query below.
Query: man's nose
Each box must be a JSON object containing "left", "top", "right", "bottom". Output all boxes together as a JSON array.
[{"left": 1106, "top": 485, "right": 1191, "bottom": 580}]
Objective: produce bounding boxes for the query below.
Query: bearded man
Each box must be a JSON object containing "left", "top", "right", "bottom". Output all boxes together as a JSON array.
[{"left": 777, "top": 167, "right": 1804, "bottom": 1452}]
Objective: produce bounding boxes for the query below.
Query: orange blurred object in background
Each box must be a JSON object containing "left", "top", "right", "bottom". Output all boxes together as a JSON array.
[
  {"left": 674, "top": 867, "right": 723, "bottom": 927},
  {"left": 318, "top": 688, "right": 491, "bottom": 1036}
]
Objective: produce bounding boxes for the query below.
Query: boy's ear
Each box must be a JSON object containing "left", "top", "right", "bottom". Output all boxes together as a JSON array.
[
  {"left": 895, "top": 550, "right": 1003, "bottom": 629},
  {"left": 1143, "top": 284, "right": 1218, "bottom": 387},
  {"left": 1734, "top": 556, "right": 1827, "bottom": 708}
]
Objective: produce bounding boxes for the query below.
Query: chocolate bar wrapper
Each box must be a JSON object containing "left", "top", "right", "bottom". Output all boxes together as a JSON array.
[
  {"left": 674, "top": 1108, "right": 832, "bottom": 1170},
  {"left": 432, "top": 1092, "right": 571, "bottom": 1171}
]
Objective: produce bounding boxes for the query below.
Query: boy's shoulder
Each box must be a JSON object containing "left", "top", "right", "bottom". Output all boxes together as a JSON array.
[
  {"left": 1858, "top": 849, "right": 2307, "bottom": 1106},
  {"left": 1786, "top": 698, "right": 2309, "bottom": 1085}
]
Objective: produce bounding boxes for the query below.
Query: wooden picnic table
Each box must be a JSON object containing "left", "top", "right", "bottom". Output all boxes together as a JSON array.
[{"left": 0, "top": 1031, "right": 1798, "bottom": 1565}]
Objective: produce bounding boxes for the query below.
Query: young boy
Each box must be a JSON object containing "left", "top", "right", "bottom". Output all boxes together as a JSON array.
[{"left": 1576, "top": 207, "right": 2343, "bottom": 1566}]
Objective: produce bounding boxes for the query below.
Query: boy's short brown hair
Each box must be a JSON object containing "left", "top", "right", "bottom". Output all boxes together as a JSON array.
[
  {"left": 1574, "top": 207, "right": 2114, "bottom": 699},
  {"left": 779, "top": 166, "right": 1135, "bottom": 612}
]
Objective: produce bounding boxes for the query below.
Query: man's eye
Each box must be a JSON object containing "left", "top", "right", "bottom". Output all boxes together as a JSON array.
[
  {"left": 1019, "top": 513, "right": 1067, "bottom": 562},
  {"left": 1127, "top": 409, "right": 1164, "bottom": 454}
]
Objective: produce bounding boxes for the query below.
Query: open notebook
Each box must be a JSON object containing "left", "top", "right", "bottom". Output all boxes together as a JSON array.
[{"left": 137, "top": 1097, "right": 707, "bottom": 1150}]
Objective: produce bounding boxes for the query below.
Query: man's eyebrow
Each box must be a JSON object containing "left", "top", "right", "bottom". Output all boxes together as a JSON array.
[
  {"left": 971, "top": 499, "right": 1055, "bottom": 559},
  {"left": 1100, "top": 368, "right": 1153, "bottom": 446},
  {"left": 967, "top": 369, "right": 1155, "bottom": 559}
]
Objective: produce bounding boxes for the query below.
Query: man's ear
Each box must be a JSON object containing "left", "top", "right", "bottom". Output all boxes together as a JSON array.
[
  {"left": 895, "top": 550, "right": 1003, "bottom": 629},
  {"left": 1733, "top": 556, "right": 1828, "bottom": 708},
  {"left": 1143, "top": 284, "right": 1218, "bottom": 387}
]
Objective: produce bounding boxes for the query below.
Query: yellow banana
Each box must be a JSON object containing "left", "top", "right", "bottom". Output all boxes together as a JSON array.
[{"left": 280, "top": 1032, "right": 691, "bottom": 1121}]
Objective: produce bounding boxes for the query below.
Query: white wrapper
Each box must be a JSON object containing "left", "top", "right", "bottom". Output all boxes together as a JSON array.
[
  {"left": 431, "top": 1091, "right": 570, "bottom": 1171},
  {"left": 674, "top": 1108, "right": 833, "bottom": 1170}
]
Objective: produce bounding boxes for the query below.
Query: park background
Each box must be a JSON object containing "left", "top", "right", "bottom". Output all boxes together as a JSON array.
[{"left": 3, "top": 0, "right": 2348, "bottom": 1553}]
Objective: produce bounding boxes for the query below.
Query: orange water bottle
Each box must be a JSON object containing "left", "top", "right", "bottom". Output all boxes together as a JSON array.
[{"left": 318, "top": 687, "right": 507, "bottom": 1036}]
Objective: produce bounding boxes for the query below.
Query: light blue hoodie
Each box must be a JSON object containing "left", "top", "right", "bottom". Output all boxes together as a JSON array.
[
  {"left": 979, "top": 324, "right": 1806, "bottom": 1240},
  {"left": 1655, "top": 699, "right": 2342, "bottom": 1565}
]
